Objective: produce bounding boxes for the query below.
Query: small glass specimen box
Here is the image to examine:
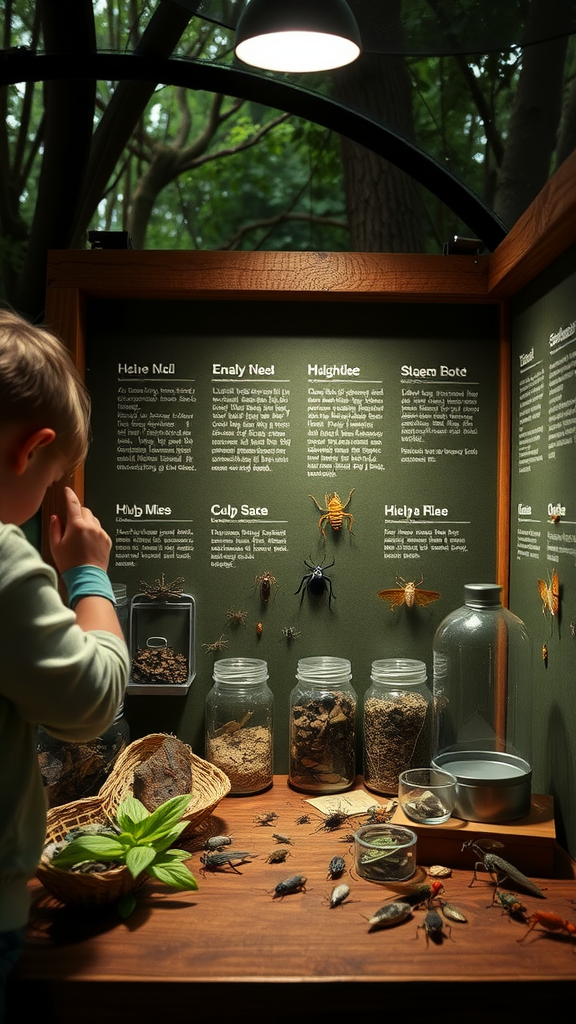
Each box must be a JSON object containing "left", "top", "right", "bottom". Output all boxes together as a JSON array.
[{"left": 128, "top": 585, "right": 196, "bottom": 695}]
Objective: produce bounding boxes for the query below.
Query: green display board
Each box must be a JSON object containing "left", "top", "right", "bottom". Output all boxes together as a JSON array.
[
  {"left": 85, "top": 299, "right": 501, "bottom": 770},
  {"left": 510, "top": 243, "right": 576, "bottom": 844}
]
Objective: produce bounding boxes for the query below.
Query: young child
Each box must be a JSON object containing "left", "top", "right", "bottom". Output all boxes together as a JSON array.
[{"left": 0, "top": 309, "right": 129, "bottom": 1017}]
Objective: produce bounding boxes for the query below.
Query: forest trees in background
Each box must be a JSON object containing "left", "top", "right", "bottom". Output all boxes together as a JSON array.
[{"left": 0, "top": 0, "right": 575, "bottom": 317}]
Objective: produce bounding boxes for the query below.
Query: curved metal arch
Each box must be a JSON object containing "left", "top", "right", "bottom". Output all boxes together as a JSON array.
[{"left": 0, "top": 51, "right": 508, "bottom": 250}]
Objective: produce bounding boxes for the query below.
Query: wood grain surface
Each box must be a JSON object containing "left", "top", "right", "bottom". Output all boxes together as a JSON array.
[{"left": 9, "top": 777, "right": 575, "bottom": 1021}]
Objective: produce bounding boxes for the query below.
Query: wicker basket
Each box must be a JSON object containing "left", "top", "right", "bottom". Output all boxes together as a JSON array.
[
  {"left": 36, "top": 796, "right": 148, "bottom": 907},
  {"left": 36, "top": 734, "right": 231, "bottom": 906},
  {"left": 98, "top": 733, "right": 231, "bottom": 839}
]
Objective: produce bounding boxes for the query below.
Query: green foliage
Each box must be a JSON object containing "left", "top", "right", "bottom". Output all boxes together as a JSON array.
[{"left": 51, "top": 794, "right": 199, "bottom": 894}]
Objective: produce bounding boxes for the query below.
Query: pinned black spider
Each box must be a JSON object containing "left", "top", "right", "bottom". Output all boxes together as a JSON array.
[{"left": 295, "top": 558, "right": 335, "bottom": 607}]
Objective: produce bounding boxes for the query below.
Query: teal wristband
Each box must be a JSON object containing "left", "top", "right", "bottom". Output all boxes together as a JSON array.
[{"left": 61, "top": 565, "right": 116, "bottom": 610}]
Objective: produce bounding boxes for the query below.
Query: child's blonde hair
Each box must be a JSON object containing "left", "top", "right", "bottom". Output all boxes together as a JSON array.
[{"left": 0, "top": 308, "right": 90, "bottom": 471}]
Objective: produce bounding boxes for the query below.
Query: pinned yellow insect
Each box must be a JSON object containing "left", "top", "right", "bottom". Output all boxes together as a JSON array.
[
  {"left": 538, "top": 569, "right": 559, "bottom": 618},
  {"left": 377, "top": 574, "right": 441, "bottom": 610}
]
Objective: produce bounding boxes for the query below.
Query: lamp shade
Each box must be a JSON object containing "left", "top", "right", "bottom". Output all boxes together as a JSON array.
[{"left": 234, "top": 0, "right": 362, "bottom": 73}]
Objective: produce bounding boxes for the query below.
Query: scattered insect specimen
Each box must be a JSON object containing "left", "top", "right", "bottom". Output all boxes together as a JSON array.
[
  {"left": 462, "top": 839, "right": 546, "bottom": 899},
  {"left": 418, "top": 906, "right": 451, "bottom": 945},
  {"left": 367, "top": 901, "right": 412, "bottom": 932},
  {"left": 254, "top": 570, "right": 279, "bottom": 602},
  {"left": 281, "top": 625, "right": 301, "bottom": 643},
  {"left": 327, "top": 855, "right": 346, "bottom": 880},
  {"left": 428, "top": 865, "right": 452, "bottom": 879},
  {"left": 377, "top": 574, "right": 441, "bottom": 611},
  {"left": 272, "top": 874, "right": 307, "bottom": 898},
  {"left": 439, "top": 901, "right": 468, "bottom": 924},
  {"left": 202, "top": 634, "right": 229, "bottom": 654},
  {"left": 139, "top": 573, "right": 185, "bottom": 600},
  {"left": 542, "top": 642, "right": 549, "bottom": 666},
  {"left": 538, "top": 568, "right": 560, "bottom": 625},
  {"left": 295, "top": 813, "right": 311, "bottom": 825},
  {"left": 364, "top": 802, "right": 397, "bottom": 824},
  {"left": 295, "top": 558, "right": 335, "bottom": 606},
  {"left": 272, "top": 833, "right": 293, "bottom": 845},
  {"left": 570, "top": 619, "right": 576, "bottom": 639},
  {"left": 254, "top": 811, "right": 279, "bottom": 827},
  {"left": 200, "top": 851, "right": 255, "bottom": 874},
  {"left": 309, "top": 489, "right": 355, "bottom": 539},
  {"left": 226, "top": 608, "right": 248, "bottom": 628},
  {"left": 517, "top": 911, "right": 576, "bottom": 943},
  {"left": 396, "top": 880, "right": 445, "bottom": 908},
  {"left": 265, "top": 848, "right": 291, "bottom": 864},
  {"left": 328, "top": 883, "right": 351, "bottom": 908},
  {"left": 256, "top": 621, "right": 263, "bottom": 637},
  {"left": 491, "top": 889, "right": 527, "bottom": 920},
  {"left": 311, "top": 810, "right": 349, "bottom": 834},
  {"left": 203, "top": 835, "right": 233, "bottom": 851}
]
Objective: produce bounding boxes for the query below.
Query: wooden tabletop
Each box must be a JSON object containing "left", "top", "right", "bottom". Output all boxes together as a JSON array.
[{"left": 8, "top": 777, "right": 576, "bottom": 1021}]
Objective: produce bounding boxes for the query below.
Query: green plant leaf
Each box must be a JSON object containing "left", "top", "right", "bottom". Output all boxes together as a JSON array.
[
  {"left": 116, "top": 797, "right": 150, "bottom": 832},
  {"left": 51, "top": 834, "right": 127, "bottom": 868},
  {"left": 126, "top": 845, "right": 157, "bottom": 879},
  {"left": 148, "top": 829, "right": 189, "bottom": 854},
  {"left": 117, "top": 894, "right": 137, "bottom": 919},
  {"left": 130, "top": 795, "right": 190, "bottom": 843},
  {"left": 147, "top": 855, "right": 199, "bottom": 891}
]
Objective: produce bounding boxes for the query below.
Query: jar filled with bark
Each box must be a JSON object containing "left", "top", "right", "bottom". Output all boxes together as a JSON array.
[
  {"left": 363, "top": 659, "right": 432, "bottom": 796},
  {"left": 289, "top": 656, "right": 356, "bottom": 793},
  {"left": 205, "top": 658, "right": 273, "bottom": 794}
]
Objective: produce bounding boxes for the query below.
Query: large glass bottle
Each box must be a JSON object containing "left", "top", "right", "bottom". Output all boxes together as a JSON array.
[
  {"left": 289, "top": 656, "right": 356, "bottom": 793},
  {"left": 205, "top": 658, "right": 273, "bottom": 795},
  {"left": 432, "top": 583, "right": 533, "bottom": 822},
  {"left": 363, "top": 658, "right": 432, "bottom": 796}
]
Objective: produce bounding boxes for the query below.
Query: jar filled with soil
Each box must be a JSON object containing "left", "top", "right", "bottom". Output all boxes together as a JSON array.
[
  {"left": 363, "top": 659, "right": 432, "bottom": 796},
  {"left": 289, "top": 656, "right": 356, "bottom": 793},
  {"left": 205, "top": 658, "right": 273, "bottom": 794},
  {"left": 37, "top": 703, "right": 130, "bottom": 808}
]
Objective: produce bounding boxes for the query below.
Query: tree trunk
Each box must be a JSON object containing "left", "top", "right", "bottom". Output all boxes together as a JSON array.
[
  {"left": 16, "top": 0, "right": 96, "bottom": 316},
  {"left": 494, "top": 0, "right": 568, "bottom": 227},
  {"left": 332, "top": 5, "right": 424, "bottom": 253}
]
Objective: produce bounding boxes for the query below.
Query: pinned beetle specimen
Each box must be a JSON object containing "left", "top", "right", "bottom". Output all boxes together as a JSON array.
[
  {"left": 254, "top": 570, "right": 279, "bottom": 603},
  {"left": 281, "top": 625, "right": 301, "bottom": 643},
  {"left": 462, "top": 839, "right": 545, "bottom": 898},
  {"left": 377, "top": 574, "right": 441, "bottom": 611},
  {"left": 295, "top": 558, "right": 335, "bottom": 606},
  {"left": 309, "top": 489, "right": 355, "bottom": 539}
]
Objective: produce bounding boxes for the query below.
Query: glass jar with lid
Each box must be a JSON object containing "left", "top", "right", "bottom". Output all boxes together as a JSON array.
[
  {"left": 289, "top": 656, "right": 356, "bottom": 793},
  {"left": 205, "top": 657, "right": 273, "bottom": 795},
  {"left": 363, "top": 658, "right": 432, "bottom": 796}
]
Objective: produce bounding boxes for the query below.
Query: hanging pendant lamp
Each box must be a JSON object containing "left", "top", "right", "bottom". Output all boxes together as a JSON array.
[{"left": 234, "top": 0, "right": 362, "bottom": 73}]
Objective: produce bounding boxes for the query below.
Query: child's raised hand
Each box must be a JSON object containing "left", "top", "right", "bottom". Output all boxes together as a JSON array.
[{"left": 49, "top": 487, "right": 112, "bottom": 574}]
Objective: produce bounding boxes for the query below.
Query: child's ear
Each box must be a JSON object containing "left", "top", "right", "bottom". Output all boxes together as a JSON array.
[{"left": 14, "top": 428, "right": 57, "bottom": 474}]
